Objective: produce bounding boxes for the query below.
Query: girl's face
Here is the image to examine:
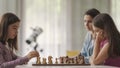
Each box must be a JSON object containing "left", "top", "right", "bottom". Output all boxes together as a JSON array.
[
  {"left": 92, "top": 25, "right": 105, "bottom": 39},
  {"left": 84, "top": 15, "right": 93, "bottom": 31},
  {"left": 7, "top": 22, "right": 20, "bottom": 39}
]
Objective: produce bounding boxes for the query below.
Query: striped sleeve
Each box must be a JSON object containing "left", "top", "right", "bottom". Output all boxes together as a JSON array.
[{"left": 0, "top": 56, "right": 29, "bottom": 68}]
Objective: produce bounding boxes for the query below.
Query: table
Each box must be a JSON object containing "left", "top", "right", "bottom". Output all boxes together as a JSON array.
[{"left": 16, "top": 65, "right": 118, "bottom": 68}]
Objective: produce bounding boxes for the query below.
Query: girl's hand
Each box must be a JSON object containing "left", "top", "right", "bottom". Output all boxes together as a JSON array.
[
  {"left": 95, "top": 31, "right": 104, "bottom": 43},
  {"left": 26, "top": 51, "right": 39, "bottom": 60}
]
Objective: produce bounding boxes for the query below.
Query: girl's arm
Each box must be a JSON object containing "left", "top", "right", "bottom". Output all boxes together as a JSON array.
[
  {"left": 90, "top": 42, "right": 109, "bottom": 65},
  {"left": 11, "top": 50, "right": 21, "bottom": 60},
  {"left": 89, "top": 32, "right": 109, "bottom": 65},
  {"left": 0, "top": 56, "right": 29, "bottom": 68},
  {"left": 0, "top": 48, "right": 29, "bottom": 68}
]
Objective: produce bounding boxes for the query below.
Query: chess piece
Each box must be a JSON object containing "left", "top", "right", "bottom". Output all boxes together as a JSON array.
[
  {"left": 59, "top": 57, "right": 64, "bottom": 64},
  {"left": 36, "top": 57, "right": 41, "bottom": 64},
  {"left": 65, "top": 56, "right": 69, "bottom": 64},
  {"left": 79, "top": 59, "right": 84, "bottom": 64},
  {"left": 66, "top": 58, "right": 70, "bottom": 64},
  {"left": 77, "top": 55, "right": 84, "bottom": 64},
  {"left": 75, "top": 56, "right": 78, "bottom": 64},
  {"left": 71, "top": 58, "right": 74, "bottom": 64},
  {"left": 48, "top": 56, "right": 53, "bottom": 64},
  {"left": 73, "top": 58, "right": 77, "bottom": 64},
  {"left": 63, "top": 57, "right": 66, "bottom": 64},
  {"left": 80, "top": 56, "right": 85, "bottom": 64},
  {"left": 69, "top": 58, "right": 73, "bottom": 64},
  {"left": 77, "top": 58, "right": 81, "bottom": 64},
  {"left": 55, "top": 58, "right": 58, "bottom": 64},
  {"left": 42, "top": 58, "right": 47, "bottom": 64}
]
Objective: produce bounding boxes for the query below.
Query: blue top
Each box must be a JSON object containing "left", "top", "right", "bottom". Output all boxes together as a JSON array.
[{"left": 80, "top": 32, "right": 94, "bottom": 64}]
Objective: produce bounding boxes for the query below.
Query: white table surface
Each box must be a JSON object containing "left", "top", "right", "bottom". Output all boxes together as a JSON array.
[{"left": 16, "top": 65, "right": 118, "bottom": 68}]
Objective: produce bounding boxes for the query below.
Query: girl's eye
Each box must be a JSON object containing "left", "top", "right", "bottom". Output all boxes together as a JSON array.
[
  {"left": 13, "top": 28, "right": 16, "bottom": 29},
  {"left": 13, "top": 27, "right": 17, "bottom": 30}
]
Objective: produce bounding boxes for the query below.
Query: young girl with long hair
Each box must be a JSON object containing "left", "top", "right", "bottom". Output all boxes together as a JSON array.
[
  {"left": 90, "top": 13, "right": 120, "bottom": 67},
  {"left": 0, "top": 13, "right": 39, "bottom": 68}
]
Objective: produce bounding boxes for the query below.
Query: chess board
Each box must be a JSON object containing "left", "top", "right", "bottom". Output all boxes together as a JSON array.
[
  {"left": 32, "top": 64, "right": 90, "bottom": 66},
  {"left": 35, "top": 55, "right": 87, "bottom": 66}
]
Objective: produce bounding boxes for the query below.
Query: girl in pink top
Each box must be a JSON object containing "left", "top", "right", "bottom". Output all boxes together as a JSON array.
[
  {"left": 0, "top": 13, "right": 39, "bottom": 68},
  {"left": 89, "top": 13, "right": 120, "bottom": 67}
]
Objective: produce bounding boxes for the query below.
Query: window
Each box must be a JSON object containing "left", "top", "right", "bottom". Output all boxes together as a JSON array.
[
  {"left": 111, "top": 0, "right": 120, "bottom": 31},
  {"left": 22, "top": 0, "right": 72, "bottom": 58}
]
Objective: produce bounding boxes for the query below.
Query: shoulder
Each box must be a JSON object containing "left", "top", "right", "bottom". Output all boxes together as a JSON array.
[
  {"left": 85, "top": 32, "right": 91, "bottom": 38},
  {"left": 84, "top": 32, "right": 92, "bottom": 41},
  {"left": 100, "top": 39, "right": 109, "bottom": 48},
  {"left": 86, "top": 32, "right": 91, "bottom": 36}
]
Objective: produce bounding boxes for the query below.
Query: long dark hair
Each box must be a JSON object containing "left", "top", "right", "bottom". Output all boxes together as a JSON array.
[
  {"left": 0, "top": 13, "right": 20, "bottom": 50},
  {"left": 93, "top": 13, "right": 120, "bottom": 57},
  {"left": 85, "top": 8, "right": 100, "bottom": 18}
]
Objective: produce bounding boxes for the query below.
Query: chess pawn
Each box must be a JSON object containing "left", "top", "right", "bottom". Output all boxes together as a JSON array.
[
  {"left": 48, "top": 56, "right": 53, "bottom": 64},
  {"left": 55, "top": 58, "right": 58, "bottom": 64},
  {"left": 73, "top": 58, "right": 77, "bottom": 64},
  {"left": 42, "top": 58, "right": 47, "bottom": 64},
  {"left": 79, "top": 59, "right": 84, "bottom": 64},
  {"left": 80, "top": 56, "right": 85, "bottom": 64},
  {"left": 59, "top": 57, "right": 64, "bottom": 64},
  {"left": 63, "top": 57, "right": 66, "bottom": 64},
  {"left": 71, "top": 58, "right": 74, "bottom": 64},
  {"left": 75, "top": 57, "right": 78, "bottom": 64},
  {"left": 66, "top": 58, "right": 70, "bottom": 64},
  {"left": 69, "top": 58, "right": 74, "bottom": 64},
  {"left": 64, "top": 56, "right": 69, "bottom": 64},
  {"left": 77, "top": 58, "right": 81, "bottom": 64},
  {"left": 77, "top": 56, "right": 84, "bottom": 64},
  {"left": 36, "top": 57, "right": 41, "bottom": 64}
]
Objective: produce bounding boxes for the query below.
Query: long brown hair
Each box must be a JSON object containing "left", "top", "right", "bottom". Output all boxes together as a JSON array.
[
  {"left": 93, "top": 13, "right": 120, "bottom": 57},
  {"left": 0, "top": 13, "right": 20, "bottom": 50}
]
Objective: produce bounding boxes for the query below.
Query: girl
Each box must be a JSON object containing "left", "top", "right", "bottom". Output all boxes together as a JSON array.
[
  {"left": 80, "top": 8, "right": 100, "bottom": 64},
  {"left": 90, "top": 13, "right": 120, "bottom": 67},
  {"left": 0, "top": 13, "right": 39, "bottom": 68}
]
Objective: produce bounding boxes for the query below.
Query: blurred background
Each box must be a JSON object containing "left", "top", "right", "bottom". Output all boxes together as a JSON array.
[{"left": 0, "top": 0, "right": 120, "bottom": 59}]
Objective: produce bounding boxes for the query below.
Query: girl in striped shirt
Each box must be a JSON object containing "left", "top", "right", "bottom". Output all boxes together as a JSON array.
[{"left": 0, "top": 13, "right": 39, "bottom": 68}]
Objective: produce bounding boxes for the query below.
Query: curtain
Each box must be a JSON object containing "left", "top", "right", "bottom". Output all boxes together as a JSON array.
[
  {"left": 22, "top": 0, "right": 72, "bottom": 58},
  {"left": 0, "top": 0, "right": 24, "bottom": 55},
  {"left": 111, "top": 0, "right": 120, "bottom": 31},
  {"left": 0, "top": 0, "right": 111, "bottom": 59}
]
